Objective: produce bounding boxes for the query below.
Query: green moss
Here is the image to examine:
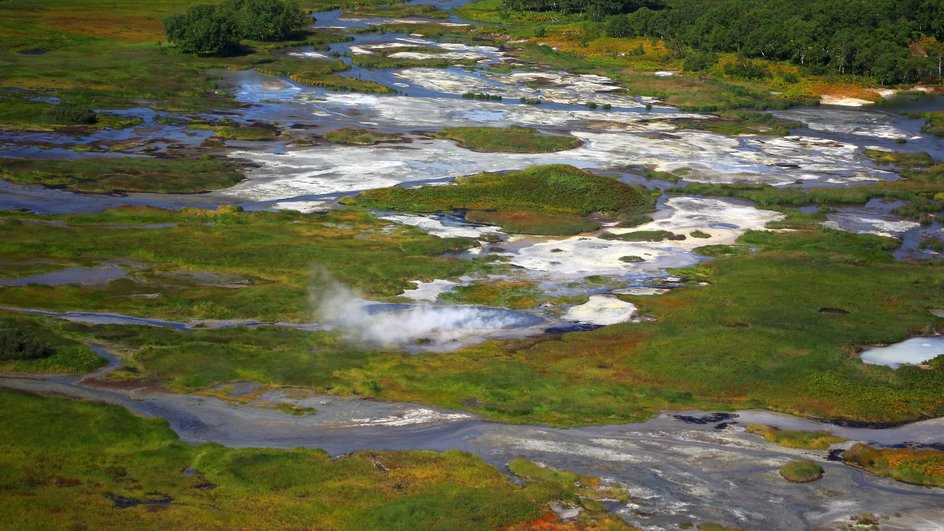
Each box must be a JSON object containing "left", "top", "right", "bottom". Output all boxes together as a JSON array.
[
  {"left": 465, "top": 209, "right": 599, "bottom": 236},
  {"left": 347, "top": 164, "right": 654, "bottom": 236},
  {"left": 352, "top": 53, "right": 479, "bottom": 70},
  {"left": 904, "top": 111, "right": 944, "bottom": 137},
  {"left": 437, "top": 281, "right": 542, "bottom": 309},
  {"left": 0, "top": 157, "right": 245, "bottom": 194},
  {"left": 432, "top": 126, "right": 583, "bottom": 153},
  {"left": 601, "top": 230, "right": 686, "bottom": 242},
  {"left": 779, "top": 460, "right": 823, "bottom": 483},
  {"left": 693, "top": 245, "right": 751, "bottom": 257},
  {"left": 323, "top": 128, "right": 402, "bottom": 145},
  {"left": 214, "top": 125, "right": 278, "bottom": 141},
  {"left": 675, "top": 111, "right": 803, "bottom": 136},
  {"left": 289, "top": 72, "right": 393, "bottom": 94},
  {"left": 617, "top": 214, "right": 654, "bottom": 228},
  {"left": 746, "top": 425, "right": 845, "bottom": 450},
  {"left": 864, "top": 149, "right": 934, "bottom": 168},
  {"left": 0, "top": 313, "right": 104, "bottom": 373},
  {"left": 342, "top": 4, "right": 449, "bottom": 19}
]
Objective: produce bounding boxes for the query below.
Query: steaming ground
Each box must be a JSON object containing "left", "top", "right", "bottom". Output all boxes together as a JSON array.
[
  {"left": 361, "top": 197, "right": 783, "bottom": 337},
  {"left": 311, "top": 280, "right": 545, "bottom": 350}
]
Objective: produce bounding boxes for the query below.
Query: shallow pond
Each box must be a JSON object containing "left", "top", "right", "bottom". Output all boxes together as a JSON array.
[{"left": 860, "top": 337, "right": 944, "bottom": 368}]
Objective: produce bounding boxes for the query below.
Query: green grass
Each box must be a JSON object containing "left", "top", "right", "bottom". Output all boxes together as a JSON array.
[
  {"left": 213, "top": 125, "right": 278, "bottom": 141},
  {"left": 842, "top": 443, "right": 944, "bottom": 488},
  {"left": 289, "top": 72, "right": 393, "bottom": 93},
  {"left": 674, "top": 111, "right": 804, "bottom": 136},
  {"left": 352, "top": 53, "right": 479, "bottom": 70},
  {"left": 745, "top": 425, "right": 845, "bottom": 450},
  {"left": 465, "top": 209, "right": 601, "bottom": 235},
  {"left": 779, "top": 460, "right": 823, "bottom": 483},
  {"left": 0, "top": 388, "right": 625, "bottom": 529},
  {"left": 34, "top": 223, "right": 944, "bottom": 427},
  {"left": 432, "top": 126, "right": 583, "bottom": 153},
  {"left": 0, "top": 157, "right": 245, "bottom": 193},
  {"left": 863, "top": 149, "right": 934, "bottom": 168},
  {"left": 346, "top": 164, "right": 655, "bottom": 236},
  {"left": 367, "top": 22, "right": 473, "bottom": 37},
  {"left": 0, "top": 0, "right": 355, "bottom": 120},
  {"left": 0, "top": 207, "right": 477, "bottom": 321},
  {"left": 437, "top": 281, "right": 543, "bottom": 309},
  {"left": 0, "top": 313, "right": 104, "bottom": 373},
  {"left": 601, "top": 230, "right": 686, "bottom": 242},
  {"left": 903, "top": 111, "right": 944, "bottom": 138},
  {"left": 254, "top": 56, "right": 393, "bottom": 94},
  {"left": 323, "top": 128, "right": 402, "bottom": 145},
  {"left": 342, "top": 4, "right": 449, "bottom": 19}
]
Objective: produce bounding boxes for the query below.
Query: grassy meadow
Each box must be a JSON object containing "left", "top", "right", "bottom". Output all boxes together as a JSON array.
[
  {"left": 347, "top": 164, "right": 655, "bottom": 235},
  {"left": 432, "top": 126, "right": 584, "bottom": 153},
  {"left": 48, "top": 223, "right": 943, "bottom": 427},
  {"left": 0, "top": 207, "right": 478, "bottom": 321},
  {"left": 0, "top": 157, "right": 245, "bottom": 194}
]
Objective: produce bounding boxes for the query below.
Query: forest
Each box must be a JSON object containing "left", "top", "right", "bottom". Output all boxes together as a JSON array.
[{"left": 505, "top": 0, "right": 944, "bottom": 84}]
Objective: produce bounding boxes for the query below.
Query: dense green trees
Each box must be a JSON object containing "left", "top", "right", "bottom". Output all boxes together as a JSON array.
[
  {"left": 164, "top": 0, "right": 310, "bottom": 56},
  {"left": 164, "top": 4, "right": 242, "bottom": 55},
  {"left": 221, "top": 0, "right": 311, "bottom": 42},
  {"left": 0, "top": 328, "right": 52, "bottom": 361},
  {"left": 504, "top": 0, "right": 662, "bottom": 17},
  {"left": 507, "top": 0, "right": 944, "bottom": 84}
]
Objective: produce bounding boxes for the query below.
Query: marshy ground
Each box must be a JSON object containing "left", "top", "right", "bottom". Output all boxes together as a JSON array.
[{"left": 2, "top": 0, "right": 944, "bottom": 529}]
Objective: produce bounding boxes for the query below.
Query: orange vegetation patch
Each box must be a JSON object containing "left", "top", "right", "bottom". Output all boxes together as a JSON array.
[
  {"left": 37, "top": 11, "right": 165, "bottom": 42},
  {"left": 843, "top": 443, "right": 944, "bottom": 487},
  {"left": 805, "top": 82, "right": 883, "bottom": 102},
  {"left": 538, "top": 33, "right": 671, "bottom": 63}
]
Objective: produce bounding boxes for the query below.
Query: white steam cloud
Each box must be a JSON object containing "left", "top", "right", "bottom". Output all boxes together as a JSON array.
[{"left": 310, "top": 272, "right": 541, "bottom": 348}]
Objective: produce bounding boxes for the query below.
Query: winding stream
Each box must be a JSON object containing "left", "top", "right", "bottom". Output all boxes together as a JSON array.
[{"left": 3, "top": 347, "right": 944, "bottom": 530}]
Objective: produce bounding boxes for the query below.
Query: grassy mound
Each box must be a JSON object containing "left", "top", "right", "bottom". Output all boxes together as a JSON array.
[
  {"left": 0, "top": 313, "right": 104, "bottom": 373},
  {"left": 323, "top": 128, "right": 402, "bottom": 145},
  {"left": 432, "top": 126, "right": 583, "bottom": 153},
  {"left": 0, "top": 157, "right": 245, "bottom": 194},
  {"left": 746, "top": 425, "right": 845, "bottom": 450},
  {"left": 843, "top": 443, "right": 944, "bottom": 487},
  {"left": 675, "top": 111, "right": 803, "bottom": 136},
  {"left": 779, "top": 460, "right": 823, "bottom": 483},
  {"left": 864, "top": 149, "right": 934, "bottom": 168},
  {"left": 342, "top": 4, "right": 449, "bottom": 18},
  {"left": 346, "top": 164, "right": 655, "bottom": 236},
  {"left": 601, "top": 230, "right": 686, "bottom": 242}
]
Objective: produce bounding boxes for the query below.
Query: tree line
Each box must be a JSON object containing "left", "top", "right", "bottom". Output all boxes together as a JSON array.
[
  {"left": 508, "top": 0, "right": 944, "bottom": 84},
  {"left": 164, "top": 0, "right": 310, "bottom": 56}
]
